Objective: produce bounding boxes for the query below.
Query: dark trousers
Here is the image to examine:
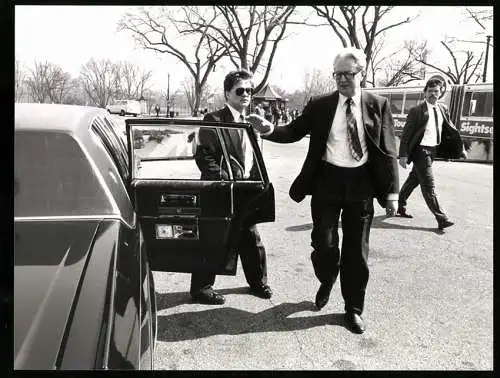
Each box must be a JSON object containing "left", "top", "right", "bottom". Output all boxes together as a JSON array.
[
  {"left": 190, "top": 224, "right": 268, "bottom": 295},
  {"left": 310, "top": 162, "right": 375, "bottom": 315},
  {"left": 399, "top": 146, "right": 448, "bottom": 222}
]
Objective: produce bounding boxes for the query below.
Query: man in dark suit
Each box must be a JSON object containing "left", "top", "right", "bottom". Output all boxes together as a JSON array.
[
  {"left": 191, "top": 70, "right": 272, "bottom": 305},
  {"left": 397, "top": 78, "right": 466, "bottom": 229},
  {"left": 248, "top": 47, "right": 399, "bottom": 334}
]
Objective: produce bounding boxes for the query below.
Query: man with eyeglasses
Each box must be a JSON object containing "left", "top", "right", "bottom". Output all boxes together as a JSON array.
[
  {"left": 190, "top": 70, "right": 273, "bottom": 305},
  {"left": 247, "top": 47, "right": 399, "bottom": 334}
]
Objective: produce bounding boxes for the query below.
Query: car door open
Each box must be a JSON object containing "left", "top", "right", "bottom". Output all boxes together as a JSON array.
[{"left": 126, "top": 119, "right": 275, "bottom": 275}]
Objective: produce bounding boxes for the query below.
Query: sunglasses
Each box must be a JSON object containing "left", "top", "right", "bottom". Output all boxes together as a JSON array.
[{"left": 235, "top": 87, "right": 253, "bottom": 96}]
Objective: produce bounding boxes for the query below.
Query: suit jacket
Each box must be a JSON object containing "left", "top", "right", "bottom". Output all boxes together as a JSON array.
[
  {"left": 195, "top": 106, "right": 258, "bottom": 180},
  {"left": 265, "top": 91, "right": 399, "bottom": 208},
  {"left": 399, "top": 102, "right": 464, "bottom": 164}
]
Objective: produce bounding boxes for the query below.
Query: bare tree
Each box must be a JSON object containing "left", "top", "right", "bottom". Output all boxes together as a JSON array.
[
  {"left": 464, "top": 7, "right": 493, "bottom": 32},
  {"left": 25, "top": 61, "right": 49, "bottom": 103},
  {"left": 118, "top": 7, "right": 226, "bottom": 115},
  {"left": 80, "top": 58, "right": 118, "bottom": 107},
  {"left": 183, "top": 6, "right": 300, "bottom": 93},
  {"left": 280, "top": 68, "right": 335, "bottom": 112},
  {"left": 181, "top": 75, "right": 211, "bottom": 115},
  {"left": 15, "top": 60, "right": 26, "bottom": 102},
  {"left": 61, "top": 78, "right": 88, "bottom": 106},
  {"left": 311, "top": 6, "right": 415, "bottom": 87},
  {"left": 47, "top": 68, "right": 71, "bottom": 104},
  {"left": 136, "top": 69, "right": 153, "bottom": 99},
  {"left": 113, "top": 61, "right": 153, "bottom": 99},
  {"left": 25, "top": 61, "right": 72, "bottom": 103},
  {"left": 366, "top": 37, "right": 388, "bottom": 87},
  {"left": 301, "top": 68, "right": 335, "bottom": 107},
  {"left": 375, "top": 40, "right": 428, "bottom": 87},
  {"left": 408, "top": 38, "right": 484, "bottom": 84}
]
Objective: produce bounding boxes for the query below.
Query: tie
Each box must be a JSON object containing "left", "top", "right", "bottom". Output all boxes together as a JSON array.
[
  {"left": 345, "top": 98, "right": 363, "bottom": 161},
  {"left": 238, "top": 115, "right": 253, "bottom": 178},
  {"left": 433, "top": 106, "right": 441, "bottom": 145}
]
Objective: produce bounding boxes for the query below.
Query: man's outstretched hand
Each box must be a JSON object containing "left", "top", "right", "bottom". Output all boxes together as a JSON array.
[{"left": 247, "top": 114, "right": 274, "bottom": 135}]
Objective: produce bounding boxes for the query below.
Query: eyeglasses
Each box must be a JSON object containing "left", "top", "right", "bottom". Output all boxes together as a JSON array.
[
  {"left": 333, "top": 71, "right": 362, "bottom": 80},
  {"left": 235, "top": 87, "right": 253, "bottom": 96}
]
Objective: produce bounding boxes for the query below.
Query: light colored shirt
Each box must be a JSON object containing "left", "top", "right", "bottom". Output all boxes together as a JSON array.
[
  {"left": 323, "top": 92, "right": 368, "bottom": 167},
  {"left": 420, "top": 101, "right": 443, "bottom": 147},
  {"left": 226, "top": 103, "right": 253, "bottom": 178}
]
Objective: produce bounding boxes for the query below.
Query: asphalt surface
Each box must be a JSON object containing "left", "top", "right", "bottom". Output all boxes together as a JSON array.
[{"left": 145, "top": 135, "right": 493, "bottom": 371}]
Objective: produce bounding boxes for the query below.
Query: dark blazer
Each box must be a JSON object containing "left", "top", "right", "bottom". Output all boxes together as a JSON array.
[
  {"left": 195, "top": 106, "right": 257, "bottom": 180},
  {"left": 399, "top": 102, "right": 464, "bottom": 164},
  {"left": 265, "top": 91, "right": 399, "bottom": 208}
]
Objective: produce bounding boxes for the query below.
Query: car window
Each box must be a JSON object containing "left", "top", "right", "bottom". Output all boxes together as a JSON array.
[
  {"left": 130, "top": 124, "right": 264, "bottom": 182},
  {"left": 15, "top": 131, "right": 114, "bottom": 217},
  {"left": 91, "top": 116, "right": 130, "bottom": 181}
]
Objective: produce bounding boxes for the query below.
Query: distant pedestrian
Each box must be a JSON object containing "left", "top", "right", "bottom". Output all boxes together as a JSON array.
[
  {"left": 254, "top": 103, "right": 264, "bottom": 117},
  {"left": 397, "top": 78, "right": 467, "bottom": 229},
  {"left": 264, "top": 107, "right": 273, "bottom": 122},
  {"left": 154, "top": 104, "right": 160, "bottom": 117},
  {"left": 272, "top": 105, "right": 280, "bottom": 126}
]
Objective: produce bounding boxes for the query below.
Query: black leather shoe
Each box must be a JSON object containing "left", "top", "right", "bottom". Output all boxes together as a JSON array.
[
  {"left": 250, "top": 285, "right": 273, "bottom": 299},
  {"left": 192, "top": 290, "right": 225, "bottom": 305},
  {"left": 396, "top": 208, "right": 413, "bottom": 218},
  {"left": 345, "top": 312, "right": 366, "bottom": 334},
  {"left": 438, "top": 219, "right": 454, "bottom": 230},
  {"left": 315, "top": 282, "right": 333, "bottom": 309}
]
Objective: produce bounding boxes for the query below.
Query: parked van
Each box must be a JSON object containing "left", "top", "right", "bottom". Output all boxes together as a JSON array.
[{"left": 106, "top": 99, "right": 141, "bottom": 117}]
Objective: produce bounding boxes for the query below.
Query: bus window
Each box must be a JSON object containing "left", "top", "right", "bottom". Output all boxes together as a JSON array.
[
  {"left": 462, "top": 91, "right": 473, "bottom": 116},
  {"left": 470, "top": 92, "right": 493, "bottom": 117},
  {"left": 403, "top": 93, "right": 422, "bottom": 114},
  {"left": 389, "top": 93, "right": 403, "bottom": 115}
]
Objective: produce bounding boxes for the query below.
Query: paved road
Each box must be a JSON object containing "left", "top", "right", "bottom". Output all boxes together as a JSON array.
[{"left": 145, "top": 127, "right": 492, "bottom": 370}]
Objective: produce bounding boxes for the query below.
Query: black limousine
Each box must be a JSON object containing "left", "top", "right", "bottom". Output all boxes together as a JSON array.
[{"left": 14, "top": 103, "right": 275, "bottom": 369}]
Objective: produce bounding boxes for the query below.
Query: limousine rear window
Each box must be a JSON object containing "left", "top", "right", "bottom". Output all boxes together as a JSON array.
[{"left": 15, "top": 131, "right": 114, "bottom": 217}]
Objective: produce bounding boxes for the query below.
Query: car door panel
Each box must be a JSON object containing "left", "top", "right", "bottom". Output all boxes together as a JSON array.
[
  {"left": 132, "top": 180, "right": 236, "bottom": 274},
  {"left": 126, "top": 119, "right": 275, "bottom": 276}
]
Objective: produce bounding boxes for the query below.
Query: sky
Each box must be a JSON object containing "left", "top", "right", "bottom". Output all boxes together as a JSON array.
[{"left": 15, "top": 5, "right": 493, "bottom": 94}]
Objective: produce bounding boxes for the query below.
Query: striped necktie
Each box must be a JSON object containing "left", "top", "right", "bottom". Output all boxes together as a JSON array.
[{"left": 345, "top": 98, "right": 363, "bottom": 161}]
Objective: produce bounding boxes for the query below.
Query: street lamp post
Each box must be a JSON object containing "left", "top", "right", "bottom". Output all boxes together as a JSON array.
[
  {"left": 166, "top": 73, "right": 170, "bottom": 117},
  {"left": 482, "top": 35, "right": 492, "bottom": 83}
]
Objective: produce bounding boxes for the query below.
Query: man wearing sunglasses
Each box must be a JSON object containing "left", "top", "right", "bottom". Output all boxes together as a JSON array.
[
  {"left": 247, "top": 47, "right": 399, "bottom": 334},
  {"left": 190, "top": 70, "right": 273, "bottom": 305}
]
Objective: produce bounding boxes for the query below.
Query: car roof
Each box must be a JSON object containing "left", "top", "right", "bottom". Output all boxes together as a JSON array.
[{"left": 15, "top": 103, "right": 106, "bottom": 133}]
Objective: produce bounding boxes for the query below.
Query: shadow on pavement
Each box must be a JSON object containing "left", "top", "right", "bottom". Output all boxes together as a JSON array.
[
  {"left": 372, "top": 215, "right": 443, "bottom": 234},
  {"left": 156, "top": 287, "right": 250, "bottom": 311},
  {"left": 155, "top": 296, "right": 347, "bottom": 342},
  {"left": 285, "top": 215, "right": 442, "bottom": 234}
]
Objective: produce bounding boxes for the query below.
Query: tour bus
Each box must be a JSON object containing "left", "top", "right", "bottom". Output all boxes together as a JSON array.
[{"left": 364, "top": 81, "right": 493, "bottom": 162}]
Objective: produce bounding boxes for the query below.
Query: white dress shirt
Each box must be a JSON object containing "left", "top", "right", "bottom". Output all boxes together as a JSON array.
[
  {"left": 420, "top": 101, "right": 443, "bottom": 147},
  {"left": 323, "top": 92, "right": 368, "bottom": 167}
]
